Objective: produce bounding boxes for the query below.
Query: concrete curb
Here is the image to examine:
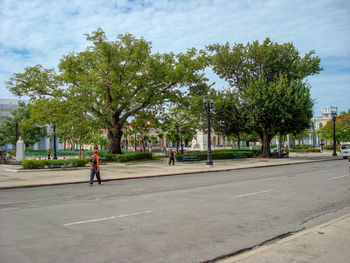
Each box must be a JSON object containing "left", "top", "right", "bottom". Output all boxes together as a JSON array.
[
  {"left": 0, "top": 158, "right": 339, "bottom": 190},
  {"left": 218, "top": 213, "right": 350, "bottom": 263}
]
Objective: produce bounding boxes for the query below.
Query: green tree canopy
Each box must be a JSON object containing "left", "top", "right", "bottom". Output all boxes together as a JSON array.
[
  {"left": 211, "top": 89, "right": 246, "bottom": 146},
  {"left": 6, "top": 29, "right": 207, "bottom": 154},
  {"left": 207, "top": 39, "right": 322, "bottom": 157},
  {"left": 318, "top": 110, "right": 350, "bottom": 142}
]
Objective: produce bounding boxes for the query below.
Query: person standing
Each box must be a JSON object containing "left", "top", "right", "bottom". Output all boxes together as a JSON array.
[
  {"left": 89, "top": 149, "right": 102, "bottom": 186},
  {"left": 169, "top": 148, "right": 176, "bottom": 166},
  {"left": 47, "top": 149, "right": 51, "bottom": 160}
]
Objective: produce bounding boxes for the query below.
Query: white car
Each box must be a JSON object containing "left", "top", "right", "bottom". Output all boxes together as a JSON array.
[{"left": 340, "top": 143, "right": 350, "bottom": 159}]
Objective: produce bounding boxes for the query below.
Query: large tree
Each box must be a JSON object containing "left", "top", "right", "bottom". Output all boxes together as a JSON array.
[
  {"left": 7, "top": 29, "right": 207, "bottom": 154},
  {"left": 207, "top": 39, "right": 322, "bottom": 157}
]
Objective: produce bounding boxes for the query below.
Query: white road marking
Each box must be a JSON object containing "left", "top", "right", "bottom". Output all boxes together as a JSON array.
[
  {"left": 235, "top": 190, "right": 272, "bottom": 198},
  {"left": 64, "top": 210, "right": 153, "bottom": 227},
  {"left": 327, "top": 175, "right": 348, "bottom": 181}
]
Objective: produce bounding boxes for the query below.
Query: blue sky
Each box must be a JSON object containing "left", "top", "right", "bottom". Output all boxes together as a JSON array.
[{"left": 0, "top": 0, "right": 349, "bottom": 116}]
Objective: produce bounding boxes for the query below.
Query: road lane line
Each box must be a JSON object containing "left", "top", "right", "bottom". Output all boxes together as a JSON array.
[
  {"left": 64, "top": 210, "right": 153, "bottom": 227},
  {"left": 327, "top": 175, "right": 348, "bottom": 181},
  {"left": 235, "top": 190, "right": 272, "bottom": 198}
]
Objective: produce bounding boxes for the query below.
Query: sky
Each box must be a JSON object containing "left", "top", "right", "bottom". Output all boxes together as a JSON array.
[{"left": 0, "top": 0, "right": 349, "bottom": 116}]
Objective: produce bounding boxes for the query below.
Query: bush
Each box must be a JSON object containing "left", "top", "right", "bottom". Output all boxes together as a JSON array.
[
  {"left": 292, "top": 144, "right": 311, "bottom": 149},
  {"left": 176, "top": 149, "right": 255, "bottom": 161},
  {"left": 307, "top": 148, "right": 321, "bottom": 152},
  {"left": 115, "top": 152, "right": 153, "bottom": 162},
  {"left": 21, "top": 160, "right": 49, "bottom": 169},
  {"left": 99, "top": 153, "right": 118, "bottom": 161},
  {"left": 21, "top": 158, "right": 89, "bottom": 169},
  {"left": 323, "top": 145, "right": 340, "bottom": 151}
]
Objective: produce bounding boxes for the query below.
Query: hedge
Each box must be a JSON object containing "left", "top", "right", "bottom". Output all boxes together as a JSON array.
[
  {"left": 99, "top": 153, "right": 118, "bottom": 161},
  {"left": 176, "top": 149, "right": 256, "bottom": 161},
  {"left": 115, "top": 152, "right": 153, "bottom": 162},
  {"left": 307, "top": 148, "right": 321, "bottom": 152},
  {"left": 21, "top": 160, "right": 49, "bottom": 169},
  {"left": 24, "top": 149, "right": 110, "bottom": 156},
  {"left": 21, "top": 158, "right": 89, "bottom": 169},
  {"left": 323, "top": 145, "right": 340, "bottom": 151}
]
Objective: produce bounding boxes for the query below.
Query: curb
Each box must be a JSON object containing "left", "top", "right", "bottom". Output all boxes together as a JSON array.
[
  {"left": 218, "top": 213, "right": 350, "bottom": 263},
  {"left": 0, "top": 158, "right": 341, "bottom": 190}
]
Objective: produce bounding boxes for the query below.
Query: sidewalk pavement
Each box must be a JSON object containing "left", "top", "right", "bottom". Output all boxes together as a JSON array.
[
  {"left": 1, "top": 151, "right": 349, "bottom": 263},
  {"left": 0, "top": 151, "right": 343, "bottom": 189},
  {"left": 218, "top": 213, "right": 350, "bottom": 263}
]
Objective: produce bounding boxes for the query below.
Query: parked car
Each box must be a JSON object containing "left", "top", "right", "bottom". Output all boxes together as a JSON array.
[{"left": 340, "top": 142, "right": 350, "bottom": 159}]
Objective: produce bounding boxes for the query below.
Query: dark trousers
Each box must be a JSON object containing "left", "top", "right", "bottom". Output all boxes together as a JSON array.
[
  {"left": 90, "top": 167, "right": 102, "bottom": 184},
  {"left": 169, "top": 157, "right": 175, "bottom": 165}
]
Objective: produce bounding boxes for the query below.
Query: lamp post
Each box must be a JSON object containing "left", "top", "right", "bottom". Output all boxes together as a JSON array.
[
  {"left": 53, "top": 124, "right": 57, "bottom": 159},
  {"left": 203, "top": 94, "right": 214, "bottom": 167},
  {"left": 330, "top": 106, "right": 338, "bottom": 157}
]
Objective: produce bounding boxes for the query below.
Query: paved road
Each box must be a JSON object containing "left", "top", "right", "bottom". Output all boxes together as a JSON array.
[{"left": 0, "top": 160, "right": 349, "bottom": 263}]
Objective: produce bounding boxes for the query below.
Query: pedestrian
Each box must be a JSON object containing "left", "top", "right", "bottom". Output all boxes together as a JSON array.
[
  {"left": 47, "top": 149, "right": 51, "bottom": 160},
  {"left": 169, "top": 148, "right": 176, "bottom": 166},
  {"left": 89, "top": 149, "right": 102, "bottom": 186}
]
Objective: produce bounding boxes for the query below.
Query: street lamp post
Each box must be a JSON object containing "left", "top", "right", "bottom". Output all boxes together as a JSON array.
[
  {"left": 53, "top": 124, "right": 57, "bottom": 159},
  {"left": 331, "top": 106, "right": 338, "bottom": 157},
  {"left": 203, "top": 94, "right": 214, "bottom": 167}
]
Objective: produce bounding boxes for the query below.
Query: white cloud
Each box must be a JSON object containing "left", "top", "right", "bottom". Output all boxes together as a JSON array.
[{"left": 0, "top": 0, "right": 349, "bottom": 114}]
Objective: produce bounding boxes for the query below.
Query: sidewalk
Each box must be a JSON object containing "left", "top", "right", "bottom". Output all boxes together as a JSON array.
[
  {"left": 0, "top": 152, "right": 342, "bottom": 189},
  {"left": 218, "top": 213, "right": 350, "bottom": 263}
]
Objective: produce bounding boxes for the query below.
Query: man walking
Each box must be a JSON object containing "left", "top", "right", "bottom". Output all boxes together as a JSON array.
[
  {"left": 169, "top": 148, "right": 176, "bottom": 166},
  {"left": 89, "top": 149, "right": 102, "bottom": 186}
]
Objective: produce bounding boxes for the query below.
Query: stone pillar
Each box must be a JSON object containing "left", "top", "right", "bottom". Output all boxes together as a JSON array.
[
  {"left": 16, "top": 136, "right": 25, "bottom": 161},
  {"left": 197, "top": 131, "right": 208, "bottom": 151}
]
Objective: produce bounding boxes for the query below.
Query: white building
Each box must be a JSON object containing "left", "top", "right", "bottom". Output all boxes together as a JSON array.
[{"left": 311, "top": 106, "right": 335, "bottom": 145}]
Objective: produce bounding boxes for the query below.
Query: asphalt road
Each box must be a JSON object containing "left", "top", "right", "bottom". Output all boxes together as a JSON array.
[{"left": 0, "top": 160, "right": 349, "bottom": 263}]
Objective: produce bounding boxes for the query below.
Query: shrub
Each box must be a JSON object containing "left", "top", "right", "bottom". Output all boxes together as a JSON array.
[
  {"left": 323, "top": 145, "right": 340, "bottom": 151},
  {"left": 21, "top": 160, "right": 49, "bottom": 169},
  {"left": 307, "top": 148, "right": 321, "bottom": 152},
  {"left": 292, "top": 144, "right": 311, "bottom": 149},
  {"left": 99, "top": 153, "right": 118, "bottom": 161},
  {"left": 176, "top": 149, "right": 255, "bottom": 161},
  {"left": 21, "top": 158, "right": 89, "bottom": 169},
  {"left": 115, "top": 152, "right": 153, "bottom": 162}
]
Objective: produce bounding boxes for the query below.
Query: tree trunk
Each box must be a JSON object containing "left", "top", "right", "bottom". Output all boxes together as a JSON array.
[
  {"left": 259, "top": 132, "right": 274, "bottom": 158},
  {"left": 79, "top": 142, "right": 82, "bottom": 158},
  {"left": 107, "top": 128, "right": 123, "bottom": 154}
]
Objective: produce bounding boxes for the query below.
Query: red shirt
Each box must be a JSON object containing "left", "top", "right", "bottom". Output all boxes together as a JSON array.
[{"left": 91, "top": 155, "right": 99, "bottom": 167}]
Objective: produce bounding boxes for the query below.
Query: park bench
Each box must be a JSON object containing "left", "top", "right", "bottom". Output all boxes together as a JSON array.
[
  {"left": 232, "top": 153, "right": 247, "bottom": 159},
  {"left": 99, "top": 156, "right": 107, "bottom": 163},
  {"left": 183, "top": 155, "right": 201, "bottom": 162},
  {"left": 49, "top": 160, "right": 77, "bottom": 169}
]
